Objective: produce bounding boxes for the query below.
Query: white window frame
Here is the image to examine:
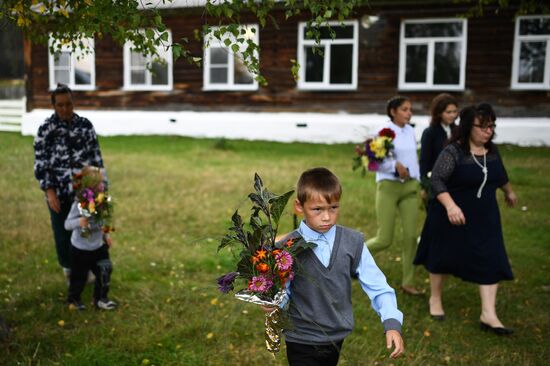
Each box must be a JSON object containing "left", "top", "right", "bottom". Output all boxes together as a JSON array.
[
  {"left": 297, "top": 20, "right": 359, "bottom": 91},
  {"left": 203, "top": 24, "right": 259, "bottom": 91},
  {"left": 123, "top": 30, "right": 173, "bottom": 91},
  {"left": 511, "top": 15, "right": 550, "bottom": 90},
  {"left": 398, "top": 18, "right": 467, "bottom": 91},
  {"left": 48, "top": 36, "right": 96, "bottom": 91}
]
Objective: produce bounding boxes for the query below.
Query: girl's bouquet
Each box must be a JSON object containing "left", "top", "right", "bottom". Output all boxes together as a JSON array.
[
  {"left": 216, "top": 174, "right": 314, "bottom": 354},
  {"left": 72, "top": 168, "right": 114, "bottom": 238},
  {"left": 353, "top": 127, "right": 396, "bottom": 174}
]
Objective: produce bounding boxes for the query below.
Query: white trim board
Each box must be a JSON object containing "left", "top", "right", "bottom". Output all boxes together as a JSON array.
[{"left": 21, "top": 109, "right": 550, "bottom": 147}]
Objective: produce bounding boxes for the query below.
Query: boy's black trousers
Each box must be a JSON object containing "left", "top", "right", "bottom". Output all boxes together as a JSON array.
[{"left": 286, "top": 340, "right": 343, "bottom": 366}]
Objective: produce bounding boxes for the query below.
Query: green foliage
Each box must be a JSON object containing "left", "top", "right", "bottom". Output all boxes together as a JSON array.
[
  {"left": 218, "top": 173, "right": 294, "bottom": 254},
  {"left": 461, "top": 0, "right": 550, "bottom": 16}
]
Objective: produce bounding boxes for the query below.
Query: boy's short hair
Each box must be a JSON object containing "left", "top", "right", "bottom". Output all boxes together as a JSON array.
[{"left": 297, "top": 167, "right": 342, "bottom": 204}]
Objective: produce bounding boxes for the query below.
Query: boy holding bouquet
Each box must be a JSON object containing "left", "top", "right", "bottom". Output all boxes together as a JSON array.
[
  {"left": 64, "top": 166, "right": 116, "bottom": 310},
  {"left": 282, "top": 167, "right": 404, "bottom": 365}
]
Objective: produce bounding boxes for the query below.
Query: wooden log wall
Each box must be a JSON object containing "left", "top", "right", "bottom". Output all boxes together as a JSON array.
[{"left": 24, "top": 4, "right": 550, "bottom": 116}]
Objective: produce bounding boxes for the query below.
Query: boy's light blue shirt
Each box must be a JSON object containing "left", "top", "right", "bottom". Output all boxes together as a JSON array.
[{"left": 283, "top": 221, "right": 403, "bottom": 327}]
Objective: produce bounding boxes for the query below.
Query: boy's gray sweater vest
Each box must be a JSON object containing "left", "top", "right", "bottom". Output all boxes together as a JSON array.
[{"left": 284, "top": 225, "right": 364, "bottom": 345}]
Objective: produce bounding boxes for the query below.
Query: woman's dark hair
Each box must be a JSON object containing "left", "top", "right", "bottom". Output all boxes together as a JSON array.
[
  {"left": 386, "top": 95, "right": 410, "bottom": 121},
  {"left": 430, "top": 93, "right": 458, "bottom": 127},
  {"left": 51, "top": 83, "right": 73, "bottom": 105},
  {"left": 450, "top": 103, "right": 497, "bottom": 153}
]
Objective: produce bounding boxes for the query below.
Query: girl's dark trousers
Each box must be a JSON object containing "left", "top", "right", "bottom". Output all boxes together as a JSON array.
[{"left": 68, "top": 244, "right": 112, "bottom": 303}]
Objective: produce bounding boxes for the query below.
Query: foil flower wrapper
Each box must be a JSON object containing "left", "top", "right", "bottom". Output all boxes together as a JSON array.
[{"left": 235, "top": 289, "right": 287, "bottom": 354}]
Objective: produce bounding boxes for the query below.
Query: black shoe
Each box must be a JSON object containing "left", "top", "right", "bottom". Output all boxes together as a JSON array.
[
  {"left": 430, "top": 313, "right": 446, "bottom": 321},
  {"left": 68, "top": 300, "right": 86, "bottom": 311},
  {"left": 479, "top": 321, "right": 513, "bottom": 335}
]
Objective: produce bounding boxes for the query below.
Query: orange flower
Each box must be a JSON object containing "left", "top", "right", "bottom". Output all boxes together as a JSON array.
[
  {"left": 251, "top": 255, "right": 260, "bottom": 264},
  {"left": 256, "top": 263, "right": 269, "bottom": 273},
  {"left": 285, "top": 239, "right": 295, "bottom": 248},
  {"left": 271, "top": 249, "right": 282, "bottom": 257},
  {"left": 255, "top": 249, "right": 267, "bottom": 260}
]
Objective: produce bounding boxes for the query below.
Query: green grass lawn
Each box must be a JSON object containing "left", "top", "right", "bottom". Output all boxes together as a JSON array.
[{"left": 1, "top": 132, "right": 549, "bottom": 365}]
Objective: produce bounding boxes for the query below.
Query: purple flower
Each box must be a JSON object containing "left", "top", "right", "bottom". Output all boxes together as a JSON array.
[
  {"left": 216, "top": 272, "right": 239, "bottom": 293},
  {"left": 83, "top": 188, "right": 95, "bottom": 202}
]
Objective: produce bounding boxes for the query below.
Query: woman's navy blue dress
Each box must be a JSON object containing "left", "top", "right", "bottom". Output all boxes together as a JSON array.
[{"left": 414, "top": 143, "right": 514, "bottom": 284}]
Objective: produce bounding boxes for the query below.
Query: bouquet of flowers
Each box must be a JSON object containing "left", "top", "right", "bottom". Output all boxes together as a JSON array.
[
  {"left": 353, "top": 127, "right": 396, "bottom": 174},
  {"left": 216, "top": 174, "right": 314, "bottom": 354},
  {"left": 72, "top": 169, "right": 114, "bottom": 238}
]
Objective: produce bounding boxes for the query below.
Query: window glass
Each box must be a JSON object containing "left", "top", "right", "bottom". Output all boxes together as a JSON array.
[
  {"left": 131, "top": 70, "right": 146, "bottom": 84},
  {"left": 519, "top": 18, "right": 550, "bottom": 36},
  {"left": 305, "top": 46, "right": 324, "bottom": 82},
  {"left": 151, "top": 62, "right": 169, "bottom": 85},
  {"left": 210, "top": 48, "right": 228, "bottom": 65},
  {"left": 210, "top": 67, "right": 228, "bottom": 83},
  {"left": 305, "top": 25, "right": 355, "bottom": 40},
  {"left": 330, "top": 44, "right": 353, "bottom": 84},
  {"left": 405, "top": 44, "right": 427, "bottom": 83},
  {"left": 434, "top": 42, "right": 461, "bottom": 85},
  {"left": 405, "top": 22, "right": 462, "bottom": 38},
  {"left": 234, "top": 56, "right": 254, "bottom": 84},
  {"left": 518, "top": 41, "right": 546, "bottom": 83}
]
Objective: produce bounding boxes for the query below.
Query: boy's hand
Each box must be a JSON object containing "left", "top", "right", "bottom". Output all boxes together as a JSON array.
[
  {"left": 261, "top": 306, "right": 277, "bottom": 313},
  {"left": 386, "top": 330, "right": 404, "bottom": 358},
  {"left": 79, "top": 217, "right": 89, "bottom": 228}
]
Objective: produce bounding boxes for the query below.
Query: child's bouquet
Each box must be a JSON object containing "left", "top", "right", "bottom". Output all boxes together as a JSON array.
[
  {"left": 353, "top": 127, "right": 396, "bottom": 175},
  {"left": 72, "top": 169, "right": 114, "bottom": 238},
  {"left": 216, "top": 174, "right": 314, "bottom": 354}
]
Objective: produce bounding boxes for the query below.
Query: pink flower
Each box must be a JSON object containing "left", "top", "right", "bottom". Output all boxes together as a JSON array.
[
  {"left": 248, "top": 275, "right": 273, "bottom": 293},
  {"left": 275, "top": 251, "right": 293, "bottom": 271},
  {"left": 368, "top": 160, "right": 379, "bottom": 171}
]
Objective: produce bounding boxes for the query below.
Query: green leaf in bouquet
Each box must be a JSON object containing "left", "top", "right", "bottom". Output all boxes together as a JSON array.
[
  {"left": 237, "top": 253, "right": 253, "bottom": 277},
  {"left": 288, "top": 237, "right": 317, "bottom": 256},
  {"left": 269, "top": 190, "right": 294, "bottom": 228},
  {"left": 217, "top": 234, "right": 238, "bottom": 252},
  {"left": 246, "top": 225, "right": 263, "bottom": 252},
  {"left": 253, "top": 173, "right": 264, "bottom": 195},
  {"left": 248, "top": 192, "right": 268, "bottom": 216},
  {"left": 229, "top": 210, "right": 248, "bottom": 246}
]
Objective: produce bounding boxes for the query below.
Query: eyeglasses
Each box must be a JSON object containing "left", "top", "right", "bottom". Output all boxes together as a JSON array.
[{"left": 473, "top": 124, "right": 496, "bottom": 131}]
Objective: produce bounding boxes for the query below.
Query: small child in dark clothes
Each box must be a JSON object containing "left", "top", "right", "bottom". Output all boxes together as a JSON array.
[{"left": 64, "top": 166, "right": 116, "bottom": 310}]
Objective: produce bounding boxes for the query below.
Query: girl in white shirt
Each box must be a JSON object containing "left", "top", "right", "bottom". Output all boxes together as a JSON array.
[{"left": 365, "top": 96, "right": 421, "bottom": 295}]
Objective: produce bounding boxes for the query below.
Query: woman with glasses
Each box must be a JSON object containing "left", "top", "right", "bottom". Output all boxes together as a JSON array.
[{"left": 414, "top": 103, "right": 517, "bottom": 335}]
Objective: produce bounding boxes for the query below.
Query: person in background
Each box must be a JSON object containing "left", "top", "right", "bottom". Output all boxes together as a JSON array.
[
  {"left": 419, "top": 93, "right": 458, "bottom": 205},
  {"left": 366, "top": 96, "right": 422, "bottom": 296},
  {"left": 414, "top": 103, "right": 517, "bottom": 334},
  {"left": 34, "top": 84, "right": 105, "bottom": 283}
]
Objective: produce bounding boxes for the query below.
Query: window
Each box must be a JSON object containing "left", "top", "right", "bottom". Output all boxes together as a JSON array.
[
  {"left": 297, "top": 21, "right": 358, "bottom": 90},
  {"left": 399, "top": 18, "right": 467, "bottom": 90},
  {"left": 203, "top": 24, "right": 259, "bottom": 91},
  {"left": 511, "top": 16, "right": 550, "bottom": 90},
  {"left": 48, "top": 37, "right": 95, "bottom": 90},
  {"left": 123, "top": 30, "right": 173, "bottom": 90}
]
